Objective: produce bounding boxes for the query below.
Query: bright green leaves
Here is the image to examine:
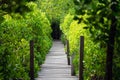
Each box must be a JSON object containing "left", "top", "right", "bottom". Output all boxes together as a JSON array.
[
  {"left": 60, "top": 9, "right": 106, "bottom": 80},
  {"left": 0, "top": 18, "right": 31, "bottom": 79},
  {"left": 0, "top": 2, "right": 52, "bottom": 79},
  {"left": 37, "top": 0, "right": 75, "bottom": 22},
  {"left": 60, "top": 14, "right": 74, "bottom": 36},
  {"left": 24, "top": 8, "right": 52, "bottom": 65},
  {"left": 71, "top": 0, "right": 120, "bottom": 79},
  {"left": 0, "top": 0, "right": 36, "bottom": 14},
  {"left": 26, "top": 2, "right": 37, "bottom": 11}
]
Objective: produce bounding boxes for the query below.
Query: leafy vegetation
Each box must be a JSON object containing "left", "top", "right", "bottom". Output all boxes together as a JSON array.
[
  {"left": 60, "top": 0, "right": 120, "bottom": 79},
  {"left": 0, "top": 0, "right": 37, "bottom": 23},
  {"left": 60, "top": 14, "right": 106, "bottom": 79},
  {"left": 0, "top": 0, "right": 36, "bottom": 14},
  {"left": 0, "top": 2, "right": 52, "bottom": 80},
  {"left": 36, "top": 0, "right": 75, "bottom": 22},
  {"left": 0, "top": 0, "right": 120, "bottom": 80}
]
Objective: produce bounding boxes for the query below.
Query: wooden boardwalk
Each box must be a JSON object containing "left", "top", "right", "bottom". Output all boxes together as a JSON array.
[{"left": 35, "top": 41, "right": 78, "bottom": 80}]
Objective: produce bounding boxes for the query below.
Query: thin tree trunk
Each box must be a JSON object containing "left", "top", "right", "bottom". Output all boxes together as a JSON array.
[{"left": 105, "top": 1, "right": 117, "bottom": 80}]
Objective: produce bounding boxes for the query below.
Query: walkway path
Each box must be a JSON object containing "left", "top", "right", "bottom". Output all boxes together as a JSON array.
[{"left": 35, "top": 41, "right": 78, "bottom": 80}]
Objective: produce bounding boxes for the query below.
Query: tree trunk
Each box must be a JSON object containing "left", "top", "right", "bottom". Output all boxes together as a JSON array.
[{"left": 105, "top": 1, "right": 117, "bottom": 80}]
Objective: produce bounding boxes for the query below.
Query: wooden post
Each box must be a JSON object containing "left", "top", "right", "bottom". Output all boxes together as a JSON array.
[
  {"left": 71, "top": 53, "right": 76, "bottom": 76},
  {"left": 30, "top": 40, "right": 34, "bottom": 80},
  {"left": 79, "top": 36, "right": 84, "bottom": 80},
  {"left": 66, "top": 40, "right": 70, "bottom": 65}
]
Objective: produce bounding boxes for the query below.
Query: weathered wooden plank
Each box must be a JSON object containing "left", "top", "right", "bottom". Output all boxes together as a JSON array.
[
  {"left": 36, "top": 41, "right": 78, "bottom": 80},
  {"left": 41, "top": 64, "right": 71, "bottom": 69},
  {"left": 39, "top": 69, "right": 71, "bottom": 74},
  {"left": 35, "top": 78, "right": 78, "bottom": 80},
  {"left": 38, "top": 76, "right": 78, "bottom": 78}
]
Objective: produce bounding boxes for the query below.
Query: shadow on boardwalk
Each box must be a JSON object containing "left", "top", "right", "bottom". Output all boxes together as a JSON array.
[{"left": 35, "top": 40, "right": 78, "bottom": 80}]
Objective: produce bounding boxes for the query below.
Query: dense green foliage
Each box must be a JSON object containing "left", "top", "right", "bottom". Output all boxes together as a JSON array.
[
  {"left": 0, "top": 0, "right": 36, "bottom": 23},
  {"left": 60, "top": 0, "right": 120, "bottom": 79},
  {"left": 36, "top": 0, "right": 75, "bottom": 22},
  {"left": 0, "top": 0, "right": 120, "bottom": 79},
  {"left": 60, "top": 14, "right": 106, "bottom": 79},
  {"left": 0, "top": 0, "right": 36, "bottom": 14},
  {"left": 0, "top": 2, "right": 52, "bottom": 80}
]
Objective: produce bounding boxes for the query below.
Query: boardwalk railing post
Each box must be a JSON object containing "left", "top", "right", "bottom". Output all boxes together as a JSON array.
[
  {"left": 71, "top": 53, "right": 76, "bottom": 76},
  {"left": 66, "top": 40, "right": 70, "bottom": 65},
  {"left": 79, "top": 36, "right": 84, "bottom": 80},
  {"left": 30, "top": 40, "right": 34, "bottom": 80}
]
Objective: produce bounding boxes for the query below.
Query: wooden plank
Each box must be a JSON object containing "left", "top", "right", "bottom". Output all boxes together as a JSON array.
[
  {"left": 35, "top": 78, "right": 78, "bottom": 80},
  {"left": 36, "top": 41, "right": 78, "bottom": 80},
  {"left": 41, "top": 64, "right": 71, "bottom": 69}
]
